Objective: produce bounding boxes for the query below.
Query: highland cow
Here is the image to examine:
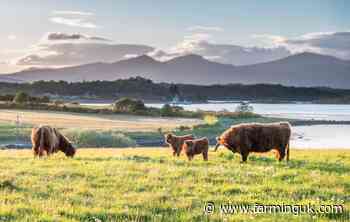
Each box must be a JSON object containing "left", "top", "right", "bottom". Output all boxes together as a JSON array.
[
  {"left": 214, "top": 122, "right": 291, "bottom": 162},
  {"left": 164, "top": 133, "right": 194, "bottom": 156},
  {"left": 31, "top": 125, "right": 76, "bottom": 157},
  {"left": 182, "top": 137, "right": 209, "bottom": 161}
]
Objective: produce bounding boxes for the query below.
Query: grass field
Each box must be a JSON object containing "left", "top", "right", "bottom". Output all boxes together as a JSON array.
[
  {"left": 0, "top": 148, "right": 349, "bottom": 221},
  {"left": 0, "top": 110, "right": 202, "bottom": 132}
]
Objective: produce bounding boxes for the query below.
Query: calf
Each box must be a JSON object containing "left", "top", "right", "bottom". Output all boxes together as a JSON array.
[
  {"left": 165, "top": 133, "right": 194, "bottom": 156},
  {"left": 182, "top": 137, "right": 209, "bottom": 161}
]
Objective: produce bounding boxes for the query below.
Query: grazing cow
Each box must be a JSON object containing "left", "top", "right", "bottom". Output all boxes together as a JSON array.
[
  {"left": 182, "top": 137, "right": 209, "bottom": 161},
  {"left": 164, "top": 133, "right": 194, "bottom": 156},
  {"left": 31, "top": 125, "right": 76, "bottom": 157},
  {"left": 214, "top": 122, "right": 291, "bottom": 162}
]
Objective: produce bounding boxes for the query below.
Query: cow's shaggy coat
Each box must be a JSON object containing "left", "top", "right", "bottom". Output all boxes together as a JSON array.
[
  {"left": 182, "top": 137, "right": 209, "bottom": 161},
  {"left": 31, "top": 125, "right": 76, "bottom": 157},
  {"left": 164, "top": 133, "right": 194, "bottom": 156},
  {"left": 215, "top": 122, "right": 291, "bottom": 162}
]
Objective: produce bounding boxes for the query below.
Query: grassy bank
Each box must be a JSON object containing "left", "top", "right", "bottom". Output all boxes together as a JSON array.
[
  {"left": 0, "top": 114, "right": 283, "bottom": 148},
  {"left": 0, "top": 148, "right": 349, "bottom": 221}
]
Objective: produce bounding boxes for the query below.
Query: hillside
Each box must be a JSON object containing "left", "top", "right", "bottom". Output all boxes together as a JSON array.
[
  {"left": 1, "top": 77, "right": 350, "bottom": 103},
  {"left": 1, "top": 52, "right": 350, "bottom": 88}
]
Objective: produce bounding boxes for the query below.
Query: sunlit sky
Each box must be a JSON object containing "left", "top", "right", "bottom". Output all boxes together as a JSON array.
[{"left": 0, "top": 0, "right": 349, "bottom": 73}]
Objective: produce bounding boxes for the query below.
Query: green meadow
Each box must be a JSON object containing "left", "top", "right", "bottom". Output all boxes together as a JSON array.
[{"left": 0, "top": 148, "right": 349, "bottom": 221}]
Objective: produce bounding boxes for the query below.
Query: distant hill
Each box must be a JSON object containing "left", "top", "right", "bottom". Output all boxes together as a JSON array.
[
  {"left": 1, "top": 77, "right": 350, "bottom": 103},
  {"left": 1, "top": 52, "right": 350, "bottom": 88},
  {"left": 0, "top": 75, "right": 24, "bottom": 83}
]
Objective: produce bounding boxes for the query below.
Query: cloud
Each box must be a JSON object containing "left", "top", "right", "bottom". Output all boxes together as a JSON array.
[
  {"left": 46, "top": 32, "right": 111, "bottom": 42},
  {"left": 254, "top": 31, "right": 350, "bottom": 60},
  {"left": 150, "top": 33, "right": 291, "bottom": 65},
  {"left": 49, "top": 10, "right": 98, "bottom": 28},
  {"left": 187, "top": 26, "right": 223, "bottom": 32},
  {"left": 52, "top": 10, "right": 94, "bottom": 16},
  {"left": 16, "top": 42, "right": 154, "bottom": 66},
  {"left": 50, "top": 17, "right": 97, "bottom": 28},
  {"left": 7, "top": 35, "right": 17, "bottom": 40}
]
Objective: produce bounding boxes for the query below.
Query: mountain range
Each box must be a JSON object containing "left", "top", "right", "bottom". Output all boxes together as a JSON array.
[{"left": 1, "top": 52, "right": 350, "bottom": 88}]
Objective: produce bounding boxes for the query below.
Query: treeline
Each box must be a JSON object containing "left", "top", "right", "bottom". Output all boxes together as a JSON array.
[
  {"left": 1, "top": 77, "right": 350, "bottom": 102},
  {"left": 0, "top": 92, "right": 50, "bottom": 104}
]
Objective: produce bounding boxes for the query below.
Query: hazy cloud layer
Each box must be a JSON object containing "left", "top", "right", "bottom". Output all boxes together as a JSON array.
[
  {"left": 254, "top": 31, "right": 350, "bottom": 60},
  {"left": 11, "top": 30, "right": 350, "bottom": 70},
  {"left": 49, "top": 10, "right": 98, "bottom": 28},
  {"left": 187, "top": 26, "right": 223, "bottom": 32},
  {"left": 50, "top": 17, "right": 97, "bottom": 28},
  {"left": 150, "top": 33, "right": 291, "bottom": 65},
  {"left": 52, "top": 10, "right": 94, "bottom": 16},
  {"left": 16, "top": 42, "right": 154, "bottom": 66},
  {"left": 47, "top": 32, "right": 111, "bottom": 41},
  {"left": 7, "top": 35, "right": 17, "bottom": 40}
]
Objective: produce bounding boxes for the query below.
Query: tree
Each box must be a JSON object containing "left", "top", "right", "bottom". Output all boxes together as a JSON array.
[
  {"left": 169, "top": 84, "right": 180, "bottom": 97},
  {"left": 113, "top": 97, "right": 146, "bottom": 113},
  {"left": 235, "top": 102, "right": 254, "bottom": 113},
  {"left": 13, "top": 92, "right": 29, "bottom": 104},
  {"left": 160, "top": 104, "right": 173, "bottom": 116}
]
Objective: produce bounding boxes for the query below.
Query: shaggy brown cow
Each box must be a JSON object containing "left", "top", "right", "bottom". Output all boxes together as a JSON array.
[
  {"left": 214, "top": 122, "right": 291, "bottom": 162},
  {"left": 164, "top": 133, "right": 194, "bottom": 156},
  {"left": 182, "top": 137, "right": 209, "bottom": 161},
  {"left": 31, "top": 125, "right": 76, "bottom": 157}
]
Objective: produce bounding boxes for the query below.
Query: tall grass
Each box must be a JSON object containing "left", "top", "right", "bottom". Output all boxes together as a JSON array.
[
  {"left": 0, "top": 148, "right": 348, "bottom": 221},
  {"left": 63, "top": 129, "right": 136, "bottom": 148},
  {"left": 0, "top": 123, "right": 31, "bottom": 143}
]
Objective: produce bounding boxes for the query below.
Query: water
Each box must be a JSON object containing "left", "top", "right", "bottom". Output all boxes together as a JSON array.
[
  {"left": 148, "top": 102, "right": 350, "bottom": 149},
  {"left": 291, "top": 125, "right": 350, "bottom": 149},
  {"left": 147, "top": 103, "right": 350, "bottom": 121},
  {"left": 83, "top": 102, "right": 350, "bottom": 148}
]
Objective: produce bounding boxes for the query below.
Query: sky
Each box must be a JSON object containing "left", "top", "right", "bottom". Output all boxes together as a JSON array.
[{"left": 0, "top": 0, "right": 349, "bottom": 73}]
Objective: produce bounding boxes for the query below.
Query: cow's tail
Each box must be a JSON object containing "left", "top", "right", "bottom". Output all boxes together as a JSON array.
[
  {"left": 214, "top": 137, "right": 220, "bottom": 152},
  {"left": 39, "top": 126, "right": 45, "bottom": 157},
  {"left": 286, "top": 141, "right": 290, "bottom": 162}
]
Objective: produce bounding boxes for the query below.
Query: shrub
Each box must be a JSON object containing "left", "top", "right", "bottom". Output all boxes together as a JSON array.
[
  {"left": 13, "top": 92, "right": 29, "bottom": 104},
  {"left": 176, "top": 125, "right": 191, "bottom": 131},
  {"left": 53, "top": 100, "right": 64, "bottom": 106},
  {"left": 160, "top": 104, "right": 185, "bottom": 117},
  {"left": 160, "top": 104, "right": 173, "bottom": 116},
  {"left": 63, "top": 129, "right": 136, "bottom": 148},
  {"left": 235, "top": 102, "right": 254, "bottom": 113},
  {"left": 113, "top": 97, "right": 146, "bottom": 113},
  {"left": 203, "top": 115, "right": 219, "bottom": 125}
]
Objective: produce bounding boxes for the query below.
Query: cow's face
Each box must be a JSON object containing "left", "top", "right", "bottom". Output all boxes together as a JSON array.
[
  {"left": 165, "top": 134, "right": 173, "bottom": 144},
  {"left": 215, "top": 135, "right": 238, "bottom": 152},
  {"left": 64, "top": 144, "right": 76, "bottom": 157}
]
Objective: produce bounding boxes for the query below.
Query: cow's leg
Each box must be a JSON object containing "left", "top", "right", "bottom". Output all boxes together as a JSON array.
[
  {"left": 240, "top": 151, "right": 249, "bottom": 163},
  {"left": 176, "top": 149, "right": 181, "bottom": 157},
  {"left": 203, "top": 150, "right": 208, "bottom": 161},
  {"left": 278, "top": 147, "right": 286, "bottom": 161},
  {"left": 32, "top": 144, "right": 40, "bottom": 157}
]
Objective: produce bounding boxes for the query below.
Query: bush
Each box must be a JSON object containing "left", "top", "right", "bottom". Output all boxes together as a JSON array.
[
  {"left": 176, "top": 125, "right": 191, "bottom": 131},
  {"left": 160, "top": 104, "right": 185, "bottom": 117},
  {"left": 203, "top": 115, "right": 219, "bottom": 125},
  {"left": 160, "top": 104, "right": 173, "bottom": 116},
  {"left": 13, "top": 92, "right": 29, "bottom": 104},
  {"left": 63, "top": 129, "right": 136, "bottom": 148},
  {"left": 53, "top": 100, "right": 64, "bottom": 106},
  {"left": 235, "top": 102, "right": 254, "bottom": 113},
  {"left": 113, "top": 97, "right": 146, "bottom": 113}
]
